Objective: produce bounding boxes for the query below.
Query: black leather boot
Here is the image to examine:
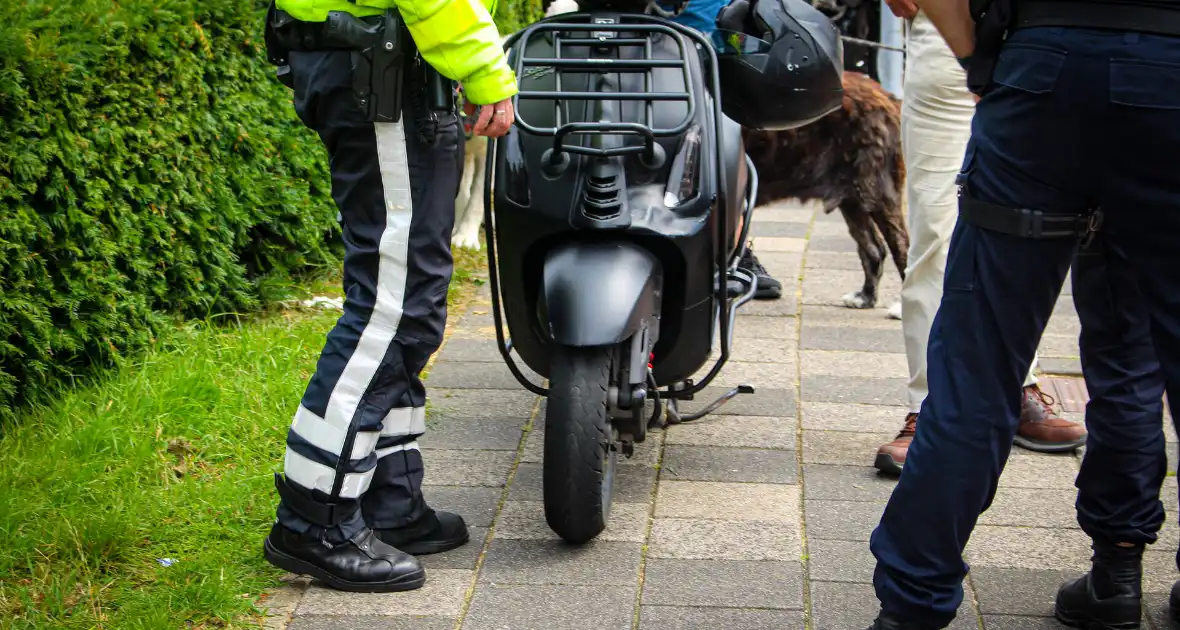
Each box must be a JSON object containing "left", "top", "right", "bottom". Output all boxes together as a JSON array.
[
  {"left": 375, "top": 509, "right": 470, "bottom": 555},
  {"left": 264, "top": 474, "right": 425, "bottom": 593},
  {"left": 864, "top": 612, "right": 940, "bottom": 630},
  {"left": 1054, "top": 540, "right": 1143, "bottom": 629}
]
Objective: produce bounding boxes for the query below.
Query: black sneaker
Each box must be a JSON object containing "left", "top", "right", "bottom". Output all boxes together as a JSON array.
[
  {"left": 263, "top": 523, "right": 426, "bottom": 593},
  {"left": 738, "top": 247, "right": 783, "bottom": 300},
  {"left": 865, "top": 613, "right": 940, "bottom": 630},
  {"left": 375, "top": 510, "right": 470, "bottom": 556}
]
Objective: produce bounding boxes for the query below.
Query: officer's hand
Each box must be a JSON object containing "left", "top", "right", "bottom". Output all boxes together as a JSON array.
[
  {"left": 884, "top": 0, "right": 918, "bottom": 19},
  {"left": 468, "top": 98, "right": 515, "bottom": 138}
]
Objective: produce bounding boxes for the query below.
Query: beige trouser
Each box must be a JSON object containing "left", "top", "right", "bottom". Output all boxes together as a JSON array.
[{"left": 900, "top": 12, "right": 1038, "bottom": 414}]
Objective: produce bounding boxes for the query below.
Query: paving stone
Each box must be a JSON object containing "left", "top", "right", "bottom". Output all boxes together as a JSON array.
[
  {"left": 969, "top": 567, "right": 1076, "bottom": 617},
  {"left": 437, "top": 337, "right": 504, "bottom": 362},
  {"left": 800, "top": 325, "right": 907, "bottom": 354},
  {"left": 978, "top": 616, "right": 1070, "bottom": 629},
  {"left": 978, "top": 488, "right": 1080, "bottom": 529},
  {"left": 729, "top": 336, "right": 797, "bottom": 363},
  {"left": 672, "top": 386, "right": 796, "bottom": 417},
  {"left": 754, "top": 206, "right": 818, "bottom": 223},
  {"left": 1038, "top": 334, "right": 1081, "bottom": 358},
  {"left": 493, "top": 501, "right": 648, "bottom": 543},
  {"left": 808, "top": 234, "right": 860, "bottom": 254},
  {"left": 420, "top": 449, "right": 515, "bottom": 487},
  {"left": 733, "top": 315, "right": 797, "bottom": 339},
  {"left": 426, "top": 388, "right": 538, "bottom": 420},
  {"left": 802, "top": 464, "right": 899, "bottom": 502},
  {"left": 998, "top": 452, "right": 1080, "bottom": 490},
  {"left": 805, "top": 500, "right": 887, "bottom": 541},
  {"left": 750, "top": 221, "right": 810, "bottom": 238},
  {"left": 698, "top": 360, "right": 797, "bottom": 391},
  {"left": 809, "top": 220, "right": 853, "bottom": 236},
  {"left": 296, "top": 569, "right": 472, "bottom": 617},
  {"left": 462, "top": 584, "right": 634, "bottom": 630},
  {"left": 426, "top": 360, "right": 537, "bottom": 390},
  {"left": 754, "top": 236, "right": 808, "bottom": 253},
  {"left": 289, "top": 616, "right": 455, "bottom": 630},
  {"left": 641, "top": 558, "right": 804, "bottom": 609},
  {"left": 1037, "top": 356, "right": 1082, "bottom": 376},
  {"left": 806, "top": 251, "right": 866, "bottom": 271},
  {"left": 801, "top": 304, "right": 904, "bottom": 330},
  {"left": 655, "top": 481, "right": 800, "bottom": 523},
  {"left": 421, "top": 527, "right": 488, "bottom": 570},
  {"left": 802, "top": 402, "right": 911, "bottom": 434},
  {"left": 420, "top": 417, "right": 526, "bottom": 450},
  {"left": 648, "top": 518, "right": 801, "bottom": 561},
  {"left": 809, "top": 581, "right": 980, "bottom": 630},
  {"left": 638, "top": 606, "right": 805, "bottom": 629},
  {"left": 1145, "top": 591, "right": 1180, "bottom": 628},
  {"left": 809, "top": 538, "right": 875, "bottom": 583},
  {"left": 801, "top": 350, "right": 908, "bottom": 379},
  {"left": 664, "top": 415, "right": 797, "bottom": 450},
  {"left": 803, "top": 430, "right": 895, "bottom": 466},
  {"left": 1142, "top": 549, "right": 1180, "bottom": 593},
  {"left": 754, "top": 252, "right": 805, "bottom": 281},
  {"left": 801, "top": 375, "right": 908, "bottom": 406},
  {"left": 738, "top": 293, "right": 799, "bottom": 316},
  {"left": 477, "top": 539, "right": 641, "bottom": 586},
  {"left": 803, "top": 269, "right": 905, "bottom": 308},
  {"left": 420, "top": 487, "right": 503, "bottom": 528},
  {"left": 662, "top": 445, "right": 798, "bottom": 484},
  {"left": 508, "top": 462, "right": 657, "bottom": 503},
  {"left": 964, "top": 526, "right": 1092, "bottom": 571}
]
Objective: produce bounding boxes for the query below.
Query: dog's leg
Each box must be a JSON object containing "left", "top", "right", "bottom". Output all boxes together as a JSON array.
[
  {"left": 838, "top": 203, "right": 887, "bottom": 309},
  {"left": 454, "top": 143, "right": 477, "bottom": 235},
  {"left": 870, "top": 195, "right": 909, "bottom": 320},
  {"left": 453, "top": 137, "right": 487, "bottom": 250}
]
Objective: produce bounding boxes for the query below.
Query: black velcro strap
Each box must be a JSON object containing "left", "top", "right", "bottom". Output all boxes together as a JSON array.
[
  {"left": 274, "top": 473, "right": 356, "bottom": 527},
  {"left": 959, "top": 194, "right": 1089, "bottom": 239}
]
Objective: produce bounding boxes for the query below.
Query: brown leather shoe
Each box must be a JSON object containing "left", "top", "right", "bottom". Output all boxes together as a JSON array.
[
  {"left": 874, "top": 413, "right": 918, "bottom": 476},
  {"left": 1015, "top": 385, "right": 1087, "bottom": 453}
]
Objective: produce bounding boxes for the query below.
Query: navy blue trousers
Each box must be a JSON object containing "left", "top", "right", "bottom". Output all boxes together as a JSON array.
[
  {"left": 870, "top": 26, "right": 1180, "bottom": 627},
  {"left": 275, "top": 51, "right": 463, "bottom": 542}
]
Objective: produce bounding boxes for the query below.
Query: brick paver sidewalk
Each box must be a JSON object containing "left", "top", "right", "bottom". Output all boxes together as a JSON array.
[{"left": 271, "top": 202, "right": 1179, "bottom": 630}]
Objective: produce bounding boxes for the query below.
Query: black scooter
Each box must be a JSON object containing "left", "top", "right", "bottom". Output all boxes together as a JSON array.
[{"left": 480, "top": 6, "right": 802, "bottom": 544}]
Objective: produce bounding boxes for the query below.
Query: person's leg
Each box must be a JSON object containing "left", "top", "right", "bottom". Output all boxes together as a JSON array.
[
  {"left": 1053, "top": 235, "right": 1165, "bottom": 628},
  {"left": 870, "top": 25, "right": 1096, "bottom": 626},
  {"left": 1062, "top": 28, "right": 1180, "bottom": 627},
  {"left": 266, "top": 51, "right": 465, "bottom": 591},
  {"left": 875, "top": 12, "right": 1084, "bottom": 476},
  {"left": 876, "top": 0, "right": 906, "bottom": 98}
]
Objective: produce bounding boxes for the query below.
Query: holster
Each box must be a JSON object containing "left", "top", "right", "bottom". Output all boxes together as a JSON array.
[
  {"left": 263, "top": 1, "right": 408, "bottom": 123},
  {"left": 966, "top": 0, "right": 1014, "bottom": 97}
]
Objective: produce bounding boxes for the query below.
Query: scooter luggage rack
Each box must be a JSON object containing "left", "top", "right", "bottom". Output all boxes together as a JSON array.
[
  {"left": 483, "top": 14, "right": 750, "bottom": 413},
  {"left": 511, "top": 17, "right": 698, "bottom": 169}
]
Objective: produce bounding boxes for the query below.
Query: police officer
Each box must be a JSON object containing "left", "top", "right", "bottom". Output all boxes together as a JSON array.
[
  {"left": 260, "top": 0, "right": 516, "bottom": 592},
  {"left": 863, "top": 0, "right": 1180, "bottom": 628}
]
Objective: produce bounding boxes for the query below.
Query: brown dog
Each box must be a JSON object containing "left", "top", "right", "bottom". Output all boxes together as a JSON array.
[{"left": 743, "top": 71, "right": 908, "bottom": 310}]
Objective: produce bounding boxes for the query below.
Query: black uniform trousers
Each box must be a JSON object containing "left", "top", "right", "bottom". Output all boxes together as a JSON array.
[
  {"left": 870, "top": 26, "right": 1180, "bottom": 627},
  {"left": 276, "top": 49, "right": 463, "bottom": 542}
]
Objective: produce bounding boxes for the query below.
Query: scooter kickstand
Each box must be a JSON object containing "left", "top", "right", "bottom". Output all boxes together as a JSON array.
[{"left": 663, "top": 384, "right": 755, "bottom": 425}]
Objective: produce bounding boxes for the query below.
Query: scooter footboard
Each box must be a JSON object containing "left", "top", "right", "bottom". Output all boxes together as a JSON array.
[{"left": 542, "top": 241, "right": 663, "bottom": 347}]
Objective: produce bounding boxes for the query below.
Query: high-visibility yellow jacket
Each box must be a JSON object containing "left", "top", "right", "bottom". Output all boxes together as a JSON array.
[{"left": 276, "top": 0, "right": 518, "bottom": 104}]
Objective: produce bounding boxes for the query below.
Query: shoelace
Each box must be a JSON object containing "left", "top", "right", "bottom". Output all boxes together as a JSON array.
[
  {"left": 896, "top": 413, "right": 918, "bottom": 438},
  {"left": 739, "top": 245, "right": 769, "bottom": 275},
  {"left": 1028, "top": 385, "right": 1058, "bottom": 414}
]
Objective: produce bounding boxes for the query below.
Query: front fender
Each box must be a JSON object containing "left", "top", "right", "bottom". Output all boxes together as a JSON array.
[{"left": 542, "top": 241, "right": 662, "bottom": 347}]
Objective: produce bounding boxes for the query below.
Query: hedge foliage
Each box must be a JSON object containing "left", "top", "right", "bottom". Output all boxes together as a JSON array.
[{"left": 0, "top": 0, "right": 539, "bottom": 421}]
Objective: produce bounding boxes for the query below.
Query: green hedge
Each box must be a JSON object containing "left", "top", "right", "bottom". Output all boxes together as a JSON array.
[
  {"left": 0, "top": 0, "right": 341, "bottom": 420},
  {"left": 0, "top": 0, "right": 541, "bottom": 421}
]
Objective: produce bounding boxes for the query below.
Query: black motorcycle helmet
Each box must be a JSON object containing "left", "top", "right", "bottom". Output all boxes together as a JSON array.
[{"left": 712, "top": 0, "right": 844, "bottom": 130}]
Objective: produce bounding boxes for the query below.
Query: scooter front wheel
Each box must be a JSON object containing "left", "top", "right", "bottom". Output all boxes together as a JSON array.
[{"left": 543, "top": 344, "right": 618, "bottom": 544}]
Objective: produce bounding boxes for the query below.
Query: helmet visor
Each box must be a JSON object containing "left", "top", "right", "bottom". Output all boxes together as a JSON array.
[{"left": 710, "top": 29, "right": 773, "bottom": 56}]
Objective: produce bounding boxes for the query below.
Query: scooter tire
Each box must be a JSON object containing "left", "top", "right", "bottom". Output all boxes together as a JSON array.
[{"left": 543, "top": 344, "right": 618, "bottom": 544}]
